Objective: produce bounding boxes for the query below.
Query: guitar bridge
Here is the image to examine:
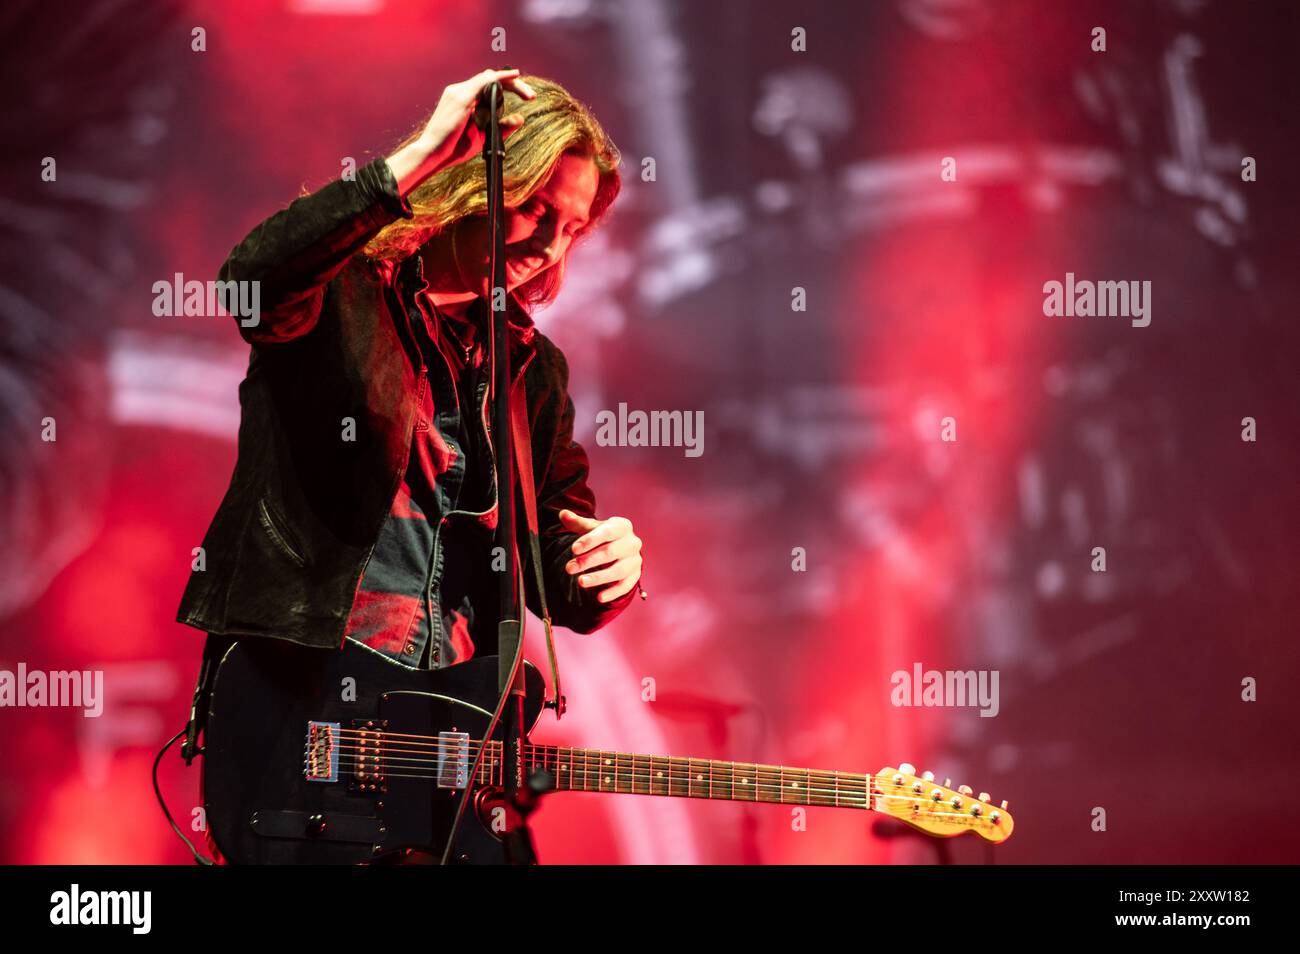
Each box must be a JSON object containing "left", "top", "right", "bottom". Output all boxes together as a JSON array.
[{"left": 304, "top": 721, "right": 339, "bottom": 783}]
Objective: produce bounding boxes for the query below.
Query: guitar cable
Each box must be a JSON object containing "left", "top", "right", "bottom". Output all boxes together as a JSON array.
[{"left": 152, "top": 728, "right": 216, "bottom": 865}]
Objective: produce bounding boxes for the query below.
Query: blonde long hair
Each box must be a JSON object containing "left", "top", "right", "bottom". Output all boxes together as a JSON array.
[{"left": 363, "top": 75, "right": 621, "bottom": 309}]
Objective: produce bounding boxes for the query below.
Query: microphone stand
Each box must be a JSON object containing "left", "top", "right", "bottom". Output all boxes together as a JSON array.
[{"left": 480, "top": 79, "right": 544, "bottom": 864}]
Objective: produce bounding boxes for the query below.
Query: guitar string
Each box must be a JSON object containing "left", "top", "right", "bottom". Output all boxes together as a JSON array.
[
  {"left": 330, "top": 748, "right": 899, "bottom": 779},
  {"left": 333, "top": 761, "right": 880, "bottom": 791},
  {"left": 324, "top": 729, "right": 942, "bottom": 774},
  {"left": 327, "top": 759, "right": 925, "bottom": 790},
  {"left": 312, "top": 732, "right": 996, "bottom": 801},
  {"left": 320, "top": 733, "right": 933, "bottom": 783},
  {"left": 330, "top": 752, "right": 908, "bottom": 791},
  {"left": 321, "top": 757, "right": 996, "bottom": 805},
  {"left": 319, "top": 743, "right": 969, "bottom": 790},
  {"left": 331, "top": 774, "right": 958, "bottom": 803},
  {"left": 316, "top": 767, "right": 1003, "bottom": 821},
  {"left": 324, "top": 766, "right": 940, "bottom": 799},
  {"left": 315, "top": 750, "right": 980, "bottom": 792}
]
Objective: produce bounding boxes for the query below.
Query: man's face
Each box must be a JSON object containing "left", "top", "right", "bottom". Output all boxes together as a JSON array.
[{"left": 455, "top": 152, "right": 600, "bottom": 295}]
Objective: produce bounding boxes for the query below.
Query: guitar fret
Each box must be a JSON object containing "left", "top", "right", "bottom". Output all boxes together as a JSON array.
[
  {"left": 649, "top": 755, "right": 669, "bottom": 795},
  {"left": 621, "top": 748, "right": 637, "bottom": 795},
  {"left": 734, "top": 762, "right": 757, "bottom": 802},
  {"left": 667, "top": 757, "right": 685, "bottom": 798},
  {"left": 711, "top": 759, "right": 733, "bottom": 800},
  {"left": 807, "top": 769, "right": 834, "bottom": 807},
  {"left": 598, "top": 750, "right": 613, "bottom": 793},
  {"left": 755, "top": 764, "right": 782, "bottom": 804},
  {"left": 685, "top": 757, "right": 702, "bottom": 799}
]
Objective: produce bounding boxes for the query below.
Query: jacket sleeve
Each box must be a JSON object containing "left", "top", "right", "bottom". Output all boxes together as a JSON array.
[
  {"left": 525, "top": 344, "right": 639, "bottom": 634},
  {"left": 219, "top": 158, "right": 413, "bottom": 345}
]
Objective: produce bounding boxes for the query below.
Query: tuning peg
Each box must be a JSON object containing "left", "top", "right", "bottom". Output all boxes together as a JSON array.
[
  {"left": 921, "top": 770, "right": 935, "bottom": 781},
  {"left": 958, "top": 784, "right": 972, "bottom": 795},
  {"left": 978, "top": 792, "right": 990, "bottom": 802},
  {"left": 898, "top": 762, "right": 915, "bottom": 775},
  {"left": 943, "top": 778, "right": 952, "bottom": 788},
  {"left": 1000, "top": 799, "right": 1009, "bottom": 810}
]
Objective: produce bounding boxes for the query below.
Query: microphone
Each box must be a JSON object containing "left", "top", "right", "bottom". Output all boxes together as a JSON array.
[{"left": 471, "top": 76, "right": 508, "bottom": 133}]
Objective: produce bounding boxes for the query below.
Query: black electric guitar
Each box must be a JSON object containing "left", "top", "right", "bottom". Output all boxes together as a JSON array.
[{"left": 201, "top": 638, "right": 1015, "bottom": 863}]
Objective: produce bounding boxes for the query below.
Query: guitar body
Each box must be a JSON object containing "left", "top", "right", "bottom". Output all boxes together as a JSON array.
[{"left": 201, "top": 638, "right": 544, "bottom": 865}]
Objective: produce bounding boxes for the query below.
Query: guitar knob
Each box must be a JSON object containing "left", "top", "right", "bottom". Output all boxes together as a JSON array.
[
  {"left": 958, "top": 785, "right": 973, "bottom": 796},
  {"left": 1000, "top": 800, "right": 1009, "bottom": 810},
  {"left": 921, "top": 770, "right": 935, "bottom": 781},
  {"left": 978, "top": 792, "right": 990, "bottom": 802},
  {"left": 943, "top": 778, "right": 952, "bottom": 788},
  {"left": 306, "top": 814, "right": 326, "bottom": 836},
  {"left": 898, "top": 762, "right": 915, "bottom": 775},
  {"left": 930, "top": 788, "right": 943, "bottom": 801}
]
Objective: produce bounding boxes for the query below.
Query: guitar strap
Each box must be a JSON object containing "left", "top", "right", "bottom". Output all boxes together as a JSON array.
[{"left": 509, "top": 390, "right": 566, "bottom": 719}]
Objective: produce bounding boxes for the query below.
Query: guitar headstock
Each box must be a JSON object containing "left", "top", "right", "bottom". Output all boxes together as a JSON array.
[{"left": 873, "top": 763, "right": 1014, "bottom": 844}]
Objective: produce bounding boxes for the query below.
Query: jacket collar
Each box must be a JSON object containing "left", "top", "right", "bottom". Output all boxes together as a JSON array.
[{"left": 392, "top": 253, "right": 538, "bottom": 364}]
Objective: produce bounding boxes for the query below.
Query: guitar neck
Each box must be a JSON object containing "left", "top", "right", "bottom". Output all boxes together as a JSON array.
[{"left": 476, "top": 742, "right": 875, "bottom": 809}]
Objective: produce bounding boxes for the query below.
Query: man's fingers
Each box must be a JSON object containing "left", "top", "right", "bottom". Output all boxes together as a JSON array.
[
  {"left": 502, "top": 112, "right": 526, "bottom": 139},
  {"left": 574, "top": 557, "right": 639, "bottom": 590},
  {"left": 458, "top": 69, "right": 529, "bottom": 108},
  {"left": 558, "top": 508, "right": 601, "bottom": 535},
  {"left": 505, "top": 77, "right": 536, "bottom": 99},
  {"left": 571, "top": 525, "right": 613, "bottom": 555},
  {"left": 566, "top": 536, "right": 635, "bottom": 574},
  {"left": 476, "top": 69, "right": 534, "bottom": 100},
  {"left": 595, "top": 575, "right": 638, "bottom": 603},
  {"left": 569, "top": 515, "right": 633, "bottom": 555}
]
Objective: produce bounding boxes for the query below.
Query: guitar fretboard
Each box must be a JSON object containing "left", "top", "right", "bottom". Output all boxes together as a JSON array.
[{"left": 472, "top": 743, "right": 875, "bottom": 809}]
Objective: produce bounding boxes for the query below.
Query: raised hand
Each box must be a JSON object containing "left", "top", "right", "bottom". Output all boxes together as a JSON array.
[{"left": 386, "top": 68, "right": 536, "bottom": 196}]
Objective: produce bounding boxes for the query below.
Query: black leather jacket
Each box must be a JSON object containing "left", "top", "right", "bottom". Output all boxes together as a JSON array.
[{"left": 175, "top": 158, "right": 634, "bottom": 651}]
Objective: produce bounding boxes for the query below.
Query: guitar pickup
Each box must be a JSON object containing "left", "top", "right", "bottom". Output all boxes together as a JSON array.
[
  {"left": 436, "top": 732, "right": 470, "bottom": 789},
  {"left": 349, "top": 719, "right": 388, "bottom": 794}
]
